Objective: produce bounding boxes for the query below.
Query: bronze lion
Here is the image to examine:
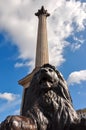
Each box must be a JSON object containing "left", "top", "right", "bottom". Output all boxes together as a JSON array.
[{"left": 0, "top": 64, "right": 86, "bottom": 130}]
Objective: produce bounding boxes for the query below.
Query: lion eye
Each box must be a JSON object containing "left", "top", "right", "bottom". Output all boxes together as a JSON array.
[{"left": 48, "top": 68, "right": 53, "bottom": 72}]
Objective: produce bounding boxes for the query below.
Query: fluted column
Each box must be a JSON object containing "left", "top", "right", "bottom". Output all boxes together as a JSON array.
[
  {"left": 35, "top": 6, "right": 50, "bottom": 67},
  {"left": 19, "top": 6, "right": 50, "bottom": 115}
]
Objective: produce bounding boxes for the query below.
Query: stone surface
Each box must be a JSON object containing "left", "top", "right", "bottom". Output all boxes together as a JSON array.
[{"left": 35, "top": 6, "right": 49, "bottom": 67}]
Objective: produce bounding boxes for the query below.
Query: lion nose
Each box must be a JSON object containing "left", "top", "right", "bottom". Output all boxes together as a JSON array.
[{"left": 41, "top": 68, "right": 48, "bottom": 73}]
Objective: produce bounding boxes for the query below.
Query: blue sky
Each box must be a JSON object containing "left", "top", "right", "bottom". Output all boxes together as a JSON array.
[{"left": 0, "top": 0, "right": 86, "bottom": 122}]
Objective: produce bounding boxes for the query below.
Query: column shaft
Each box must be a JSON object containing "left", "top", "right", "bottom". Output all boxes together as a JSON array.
[{"left": 35, "top": 15, "right": 49, "bottom": 67}]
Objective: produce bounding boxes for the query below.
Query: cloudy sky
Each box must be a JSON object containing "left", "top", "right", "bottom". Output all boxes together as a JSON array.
[{"left": 0, "top": 0, "right": 86, "bottom": 122}]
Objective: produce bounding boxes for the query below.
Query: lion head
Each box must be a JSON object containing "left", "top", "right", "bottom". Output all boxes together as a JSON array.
[{"left": 22, "top": 64, "right": 79, "bottom": 130}]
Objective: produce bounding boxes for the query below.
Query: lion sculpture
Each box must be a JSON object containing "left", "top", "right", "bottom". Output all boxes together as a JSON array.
[{"left": 0, "top": 64, "right": 86, "bottom": 130}]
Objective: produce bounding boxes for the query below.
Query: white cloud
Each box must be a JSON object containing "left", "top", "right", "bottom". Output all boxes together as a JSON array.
[
  {"left": 71, "top": 42, "right": 82, "bottom": 51},
  {"left": 67, "top": 70, "right": 86, "bottom": 85},
  {"left": 0, "top": 0, "right": 86, "bottom": 68},
  {"left": 0, "top": 92, "right": 19, "bottom": 102},
  {"left": 0, "top": 92, "right": 21, "bottom": 122},
  {"left": 0, "top": 92, "right": 21, "bottom": 115},
  {"left": 14, "top": 60, "right": 34, "bottom": 69},
  {"left": 71, "top": 36, "right": 85, "bottom": 51},
  {"left": 15, "top": 62, "right": 28, "bottom": 68},
  {"left": 48, "top": 0, "right": 86, "bottom": 66}
]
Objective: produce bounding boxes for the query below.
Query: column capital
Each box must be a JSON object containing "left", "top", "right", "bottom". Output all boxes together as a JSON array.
[{"left": 35, "top": 6, "right": 50, "bottom": 17}]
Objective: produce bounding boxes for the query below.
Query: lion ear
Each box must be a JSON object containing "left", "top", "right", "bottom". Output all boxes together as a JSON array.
[{"left": 56, "top": 70, "right": 65, "bottom": 82}]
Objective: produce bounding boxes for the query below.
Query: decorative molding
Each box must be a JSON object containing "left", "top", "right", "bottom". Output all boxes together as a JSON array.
[{"left": 35, "top": 6, "right": 50, "bottom": 17}]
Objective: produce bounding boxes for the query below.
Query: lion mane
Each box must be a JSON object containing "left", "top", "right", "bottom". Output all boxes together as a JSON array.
[{"left": 22, "top": 64, "right": 79, "bottom": 130}]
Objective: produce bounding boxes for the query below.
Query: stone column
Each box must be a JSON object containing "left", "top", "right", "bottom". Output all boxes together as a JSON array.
[
  {"left": 19, "top": 6, "right": 50, "bottom": 115},
  {"left": 35, "top": 6, "right": 50, "bottom": 67}
]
